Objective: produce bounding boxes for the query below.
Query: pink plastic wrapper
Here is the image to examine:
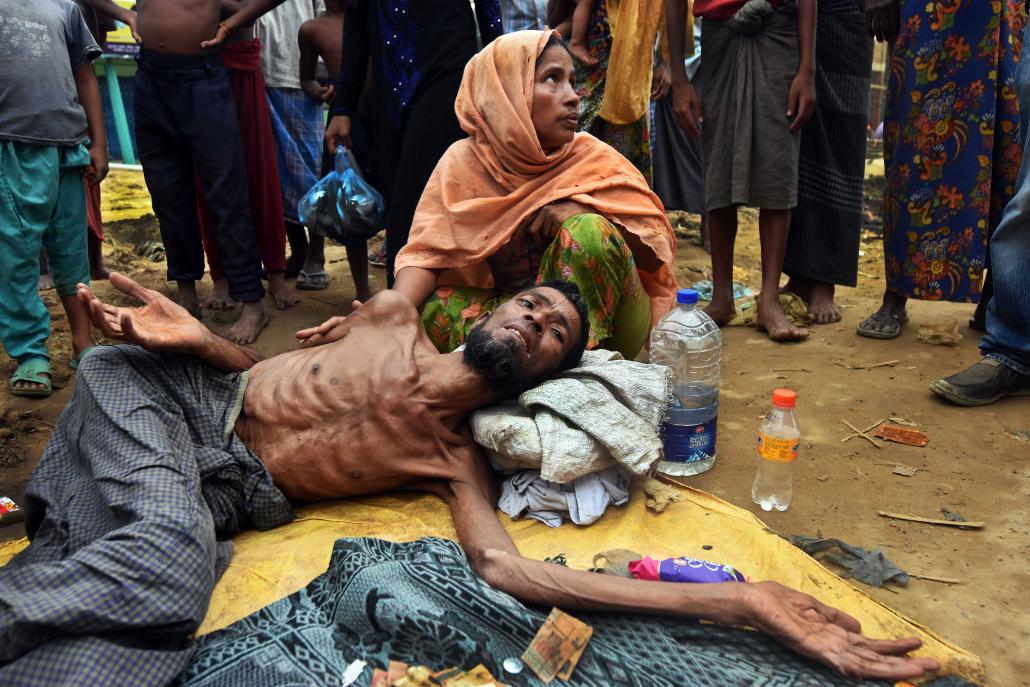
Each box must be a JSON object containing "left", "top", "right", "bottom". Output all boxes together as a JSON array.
[{"left": 628, "top": 556, "right": 746, "bottom": 584}]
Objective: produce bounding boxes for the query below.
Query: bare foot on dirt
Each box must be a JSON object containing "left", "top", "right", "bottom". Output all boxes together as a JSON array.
[
  {"left": 176, "top": 280, "right": 202, "bottom": 319},
  {"left": 203, "top": 278, "right": 235, "bottom": 310},
  {"left": 38, "top": 273, "right": 54, "bottom": 291},
  {"left": 703, "top": 298, "right": 736, "bottom": 326},
  {"left": 568, "top": 41, "right": 598, "bottom": 68},
  {"left": 756, "top": 295, "right": 809, "bottom": 342},
  {"left": 268, "top": 272, "right": 301, "bottom": 310},
  {"left": 225, "top": 301, "right": 269, "bottom": 345},
  {"left": 807, "top": 281, "right": 841, "bottom": 324}
]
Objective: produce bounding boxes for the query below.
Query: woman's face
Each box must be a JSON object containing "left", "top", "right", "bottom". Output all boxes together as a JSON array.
[{"left": 531, "top": 45, "right": 580, "bottom": 152}]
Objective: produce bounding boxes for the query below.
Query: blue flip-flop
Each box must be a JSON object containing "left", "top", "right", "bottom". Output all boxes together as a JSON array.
[{"left": 10, "top": 358, "right": 52, "bottom": 398}]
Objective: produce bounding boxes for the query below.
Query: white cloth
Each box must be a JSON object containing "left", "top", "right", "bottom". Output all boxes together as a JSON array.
[
  {"left": 498, "top": 466, "right": 630, "bottom": 527},
  {"left": 256, "top": 0, "right": 325, "bottom": 89},
  {"left": 472, "top": 350, "right": 671, "bottom": 483}
]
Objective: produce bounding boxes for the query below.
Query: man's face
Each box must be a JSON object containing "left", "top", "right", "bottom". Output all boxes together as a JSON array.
[{"left": 463, "top": 286, "right": 583, "bottom": 396}]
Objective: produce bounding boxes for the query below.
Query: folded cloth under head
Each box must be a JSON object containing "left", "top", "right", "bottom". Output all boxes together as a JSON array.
[{"left": 472, "top": 349, "right": 671, "bottom": 483}]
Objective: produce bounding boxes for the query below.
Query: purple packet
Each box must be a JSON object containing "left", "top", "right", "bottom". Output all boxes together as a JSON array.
[{"left": 628, "top": 556, "right": 747, "bottom": 583}]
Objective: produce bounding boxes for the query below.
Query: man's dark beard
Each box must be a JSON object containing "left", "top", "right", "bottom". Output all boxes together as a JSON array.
[{"left": 463, "top": 324, "right": 535, "bottom": 399}]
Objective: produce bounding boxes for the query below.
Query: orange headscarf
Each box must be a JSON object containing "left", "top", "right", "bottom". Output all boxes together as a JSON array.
[{"left": 395, "top": 30, "right": 677, "bottom": 326}]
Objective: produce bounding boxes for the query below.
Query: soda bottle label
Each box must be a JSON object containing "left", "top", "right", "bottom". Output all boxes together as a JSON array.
[
  {"left": 757, "top": 434, "right": 799, "bottom": 462},
  {"left": 663, "top": 419, "right": 717, "bottom": 463}
]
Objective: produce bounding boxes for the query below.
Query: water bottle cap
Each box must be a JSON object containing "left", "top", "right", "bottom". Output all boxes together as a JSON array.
[
  {"left": 677, "top": 288, "right": 699, "bottom": 305},
  {"left": 772, "top": 388, "right": 797, "bottom": 408}
]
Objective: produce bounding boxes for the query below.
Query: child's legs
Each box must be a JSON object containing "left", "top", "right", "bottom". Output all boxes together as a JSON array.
[
  {"left": 345, "top": 238, "right": 371, "bottom": 300},
  {"left": 757, "top": 208, "right": 790, "bottom": 297},
  {"left": 571, "top": 0, "right": 593, "bottom": 43},
  {"left": 0, "top": 142, "right": 61, "bottom": 363},
  {"left": 706, "top": 205, "right": 739, "bottom": 321},
  {"left": 537, "top": 213, "right": 651, "bottom": 359},
  {"left": 42, "top": 146, "right": 93, "bottom": 354},
  {"left": 135, "top": 69, "right": 207, "bottom": 286}
]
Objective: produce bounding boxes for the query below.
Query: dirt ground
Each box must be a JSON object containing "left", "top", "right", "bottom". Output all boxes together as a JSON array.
[{"left": 1, "top": 169, "right": 1027, "bottom": 686}]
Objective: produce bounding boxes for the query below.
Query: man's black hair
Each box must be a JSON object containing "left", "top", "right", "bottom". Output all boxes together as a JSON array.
[{"left": 535, "top": 279, "right": 589, "bottom": 374}]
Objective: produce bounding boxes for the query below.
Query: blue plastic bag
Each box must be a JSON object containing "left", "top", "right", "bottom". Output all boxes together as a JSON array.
[{"left": 297, "top": 147, "right": 384, "bottom": 242}]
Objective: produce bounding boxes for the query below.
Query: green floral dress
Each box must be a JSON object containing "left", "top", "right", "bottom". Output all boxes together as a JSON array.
[{"left": 420, "top": 214, "right": 652, "bottom": 359}]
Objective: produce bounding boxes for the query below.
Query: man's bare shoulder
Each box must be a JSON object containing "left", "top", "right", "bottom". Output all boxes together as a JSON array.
[{"left": 355, "top": 290, "right": 421, "bottom": 328}]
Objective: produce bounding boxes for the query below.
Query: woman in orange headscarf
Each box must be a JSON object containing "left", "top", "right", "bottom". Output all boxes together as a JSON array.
[{"left": 392, "top": 30, "right": 678, "bottom": 359}]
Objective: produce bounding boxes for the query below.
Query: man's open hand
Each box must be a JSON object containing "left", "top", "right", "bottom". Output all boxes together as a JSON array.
[
  {"left": 744, "top": 581, "right": 940, "bottom": 680},
  {"left": 77, "top": 272, "right": 210, "bottom": 355}
]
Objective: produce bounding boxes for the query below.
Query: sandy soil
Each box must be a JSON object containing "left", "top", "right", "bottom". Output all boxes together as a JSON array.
[{"left": 1, "top": 169, "right": 1027, "bottom": 685}]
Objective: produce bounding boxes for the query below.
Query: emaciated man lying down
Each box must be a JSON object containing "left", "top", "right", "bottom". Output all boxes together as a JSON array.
[{"left": 0, "top": 273, "right": 939, "bottom": 685}]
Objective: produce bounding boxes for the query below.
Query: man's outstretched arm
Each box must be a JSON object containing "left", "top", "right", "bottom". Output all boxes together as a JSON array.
[
  {"left": 437, "top": 475, "right": 940, "bottom": 682},
  {"left": 78, "top": 272, "right": 263, "bottom": 372}
]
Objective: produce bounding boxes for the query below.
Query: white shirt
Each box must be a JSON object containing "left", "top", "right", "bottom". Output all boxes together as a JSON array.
[{"left": 256, "top": 0, "right": 325, "bottom": 89}]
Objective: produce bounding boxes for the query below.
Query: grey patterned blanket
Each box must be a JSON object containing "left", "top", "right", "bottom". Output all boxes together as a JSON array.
[{"left": 176, "top": 537, "right": 973, "bottom": 687}]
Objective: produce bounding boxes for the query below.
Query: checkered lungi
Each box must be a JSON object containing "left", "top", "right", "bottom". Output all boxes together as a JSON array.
[
  {"left": 0, "top": 345, "right": 294, "bottom": 687},
  {"left": 266, "top": 86, "right": 324, "bottom": 220}
]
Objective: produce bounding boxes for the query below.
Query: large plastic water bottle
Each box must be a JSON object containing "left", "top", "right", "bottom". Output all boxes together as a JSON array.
[
  {"left": 649, "top": 288, "right": 722, "bottom": 476},
  {"left": 752, "top": 388, "right": 800, "bottom": 511}
]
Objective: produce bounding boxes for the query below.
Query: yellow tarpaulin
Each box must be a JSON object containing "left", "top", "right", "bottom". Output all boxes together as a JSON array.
[{"left": 0, "top": 484, "right": 984, "bottom": 683}]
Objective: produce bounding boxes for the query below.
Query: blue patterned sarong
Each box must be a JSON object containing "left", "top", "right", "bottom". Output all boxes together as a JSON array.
[
  {"left": 266, "top": 87, "right": 324, "bottom": 219},
  {"left": 0, "top": 345, "right": 294, "bottom": 687},
  {"left": 176, "top": 537, "right": 974, "bottom": 687}
]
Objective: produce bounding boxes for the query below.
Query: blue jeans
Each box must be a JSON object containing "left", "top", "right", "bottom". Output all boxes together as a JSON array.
[{"left": 980, "top": 43, "right": 1030, "bottom": 376}]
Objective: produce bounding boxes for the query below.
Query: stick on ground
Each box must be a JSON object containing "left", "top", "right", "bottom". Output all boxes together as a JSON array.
[{"left": 877, "top": 511, "right": 984, "bottom": 529}]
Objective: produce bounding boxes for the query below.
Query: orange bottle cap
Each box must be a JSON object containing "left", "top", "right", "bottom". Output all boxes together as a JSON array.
[{"left": 772, "top": 388, "right": 797, "bottom": 408}]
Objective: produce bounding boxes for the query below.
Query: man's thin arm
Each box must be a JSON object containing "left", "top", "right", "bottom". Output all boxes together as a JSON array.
[
  {"left": 190, "top": 331, "right": 265, "bottom": 372},
  {"left": 441, "top": 478, "right": 749, "bottom": 623},
  {"left": 439, "top": 476, "right": 940, "bottom": 681}
]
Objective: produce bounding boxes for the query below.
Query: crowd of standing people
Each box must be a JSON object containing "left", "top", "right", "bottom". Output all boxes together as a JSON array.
[{"left": 0, "top": 0, "right": 1027, "bottom": 406}]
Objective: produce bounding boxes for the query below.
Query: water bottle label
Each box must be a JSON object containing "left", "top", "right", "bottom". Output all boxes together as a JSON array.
[
  {"left": 757, "top": 434, "right": 799, "bottom": 462},
  {"left": 663, "top": 419, "right": 717, "bottom": 463}
]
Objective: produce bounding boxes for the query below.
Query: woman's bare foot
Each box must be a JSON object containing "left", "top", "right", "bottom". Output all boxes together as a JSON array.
[
  {"left": 268, "top": 272, "right": 301, "bottom": 310},
  {"left": 203, "top": 278, "right": 235, "bottom": 310},
  {"left": 568, "top": 40, "right": 598, "bottom": 68},
  {"left": 176, "top": 280, "right": 202, "bottom": 319},
  {"left": 225, "top": 301, "right": 270, "bottom": 345},
  {"left": 38, "top": 273, "right": 54, "bottom": 291},
  {"left": 703, "top": 297, "right": 736, "bottom": 325},
  {"left": 756, "top": 295, "right": 809, "bottom": 342},
  {"left": 806, "top": 281, "right": 841, "bottom": 324}
]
